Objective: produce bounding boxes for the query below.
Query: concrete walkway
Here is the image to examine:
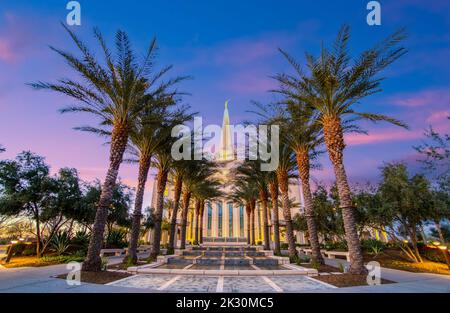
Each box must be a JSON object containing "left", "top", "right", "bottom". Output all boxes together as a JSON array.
[
  {"left": 324, "top": 257, "right": 450, "bottom": 293},
  {"left": 0, "top": 255, "right": 449, "bottom": 292}
]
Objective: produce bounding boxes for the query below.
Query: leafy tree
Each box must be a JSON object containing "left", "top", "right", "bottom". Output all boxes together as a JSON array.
[
  {"left": 414, "top": 121, "right": 450, "bottom": 191},
  {"left": 0, "top": 151, "right": 57, "bottom": 257},
  {"left": 79, "top": 180, "right": 133, "bottom": 238},
  {"left": 31, "top": 25, "right": 188, "bottom": 271},
  {"left": 379, "top": 163, "right": 434, "bottom": 262}
]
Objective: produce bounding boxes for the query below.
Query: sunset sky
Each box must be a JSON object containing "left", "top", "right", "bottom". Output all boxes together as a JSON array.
[{"left": 0, "top": 0, "right": 449, "bottom": 204}]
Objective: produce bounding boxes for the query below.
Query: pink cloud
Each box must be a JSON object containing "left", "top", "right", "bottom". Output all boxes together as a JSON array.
[
  {"left": 0, "top": 12, "right": 41, "bottom": 64},
  {"left": 389, "top": 88, "right": 450, "bottom": 107},
  {"left": 426, "top": 110, "right": 450, "bottom": 124},
  {"left": 220, "top": 69, "right": 276, "bottom": 94},
  {"left": 345, "top": 128, "right": 422, "bottom": 146}
]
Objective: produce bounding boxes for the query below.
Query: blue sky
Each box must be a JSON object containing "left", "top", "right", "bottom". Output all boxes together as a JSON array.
[{"left": 0, "top": 0, "right": 449, "bottom": 203}]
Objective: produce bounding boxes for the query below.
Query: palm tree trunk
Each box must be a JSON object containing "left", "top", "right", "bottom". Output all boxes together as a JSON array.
[
  {"left": 269, "top": 181, "right": 281, "bottom": 255},
  {"left": 250, "top": 200, "right": 256, "bottom": 245},
  {"left": 323, "top": 115, "right": 366, "bottom": 274},
  {"left": 168, "top": 175, "right": 182, "bottom": 252},
  {"left": 296, "top": 148, "right": 324, "bottom": 264},
  {"left": 180, "top": 191, "right": 191, "bottom": 249},
  {"left": 126, "top": 155, "right": 151, "bottom": 264},
  {"left": 83, "top": 124, "right": 128, "bottom": 271},
  {"left": 246, "top": 204, "right": 251, "bottom": 245},
  {"left": 276, "top": 170, "right": 297, "bottom": 259},
  {"left": 194, "top": 199, "right": 200, "bottom": 245},
  {"left": 260, "top": 189, "right": 271, "bottom": 250},
  {"left": 149, "top": 169, "right": 169, "bottom": 260},
  {"left": 199, "top": 200, "right": 205, "bottom": 244}
]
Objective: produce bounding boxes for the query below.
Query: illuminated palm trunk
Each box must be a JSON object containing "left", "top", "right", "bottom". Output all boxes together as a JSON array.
[
  {"left": 296, "top": 147, "right": 324, "bottom": 264},
  {"left": 168, "top": 175, "right": 182, "bottom": 252},
  {"left": 83, "top": 123, "right": 129, "bottom": 272},
  {"left": 194, "top": 199, "right": 200, "bottom": 245},
  {"left": 126, "top": 154, "right": 151, "bottom": 264},
  {"left": 269, "top": 180, "right": 281, "bottom": 255},
  {"left": 259, "top": 188, "right": 271, "bottom": 250},
  {"left": 199, "top": 200, "right": 205, "bottom": 244},
  {"left": 323, "top": 115, "right": 366, "bottom": 274},
  {"left": 276, "top": 170, "right": 297, "bottom": 259},
  {"left": 149, "top": 169, "right": 169, "bottom": 260},
  {"left": 250, "top": 199, "right": 256, "bottom": 245},
  {"left": 180, "top": 191, "right": 191, "bottom": 249},
  {"left": 245, "top": 203, "right": 251, "bottom": 244}
]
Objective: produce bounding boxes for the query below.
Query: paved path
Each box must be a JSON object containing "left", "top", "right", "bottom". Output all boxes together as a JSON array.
[
  {"left": 0, "top": 256, "right": 449, "bottom": 292},
  {"left": 323, "top": 257, "right": 450, "bottom": 293}
]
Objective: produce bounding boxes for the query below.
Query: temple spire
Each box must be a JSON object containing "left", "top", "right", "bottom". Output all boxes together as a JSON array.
[{"left": 218, "top": 100, "right": 234, "bottom": 161}]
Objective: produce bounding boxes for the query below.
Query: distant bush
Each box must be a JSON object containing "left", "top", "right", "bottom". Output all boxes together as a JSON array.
[{"left": 280, "top": 243, "right": 289, "bottom": 250}]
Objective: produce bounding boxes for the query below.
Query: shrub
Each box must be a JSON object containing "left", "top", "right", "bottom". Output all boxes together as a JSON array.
[
  {"left": 51, "top": 231, "right": 71, "bottom": 256},
  {"left": 420, "top": 245, "right": 450, "bottom": 263},
  {"left": 69, "top": 231, "right": 90, "bottom": 254},
  {"left": 40, "top": 255, "right": 85, "bottom": 264},
  {"left": 105, "top": 229, "right": 128, "bottom": 249},
  {"left": 361, "top": 239, "right": 386, "bottom": 254},
  {"left": 280, "top": 243, "right": 289, "bottom": 250},
  {"left": 22, "top": 247, "right": 36, "bottom": 256},
  {"left": 10, "top": 243, "right": 28, "bottom": 256},
  {"left": 324, "top": 241, "right": 347, "bottom": 251},
  {"left": 311, "top": 260, "right": 321, "bottom": 270}
]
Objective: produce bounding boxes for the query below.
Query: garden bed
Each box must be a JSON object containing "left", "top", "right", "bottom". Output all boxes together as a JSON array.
[
  {"left": 3, "top": 255, "right": 85, "bottom": 268},
  {"left": 56, "top": 270, "right": 132, "bottom": 284},
  {"left": 315, "top": 274, "right": 395, "bottom": 288},
  {"left": 363, "top": 249, "right": 450, "bottom": 276}
]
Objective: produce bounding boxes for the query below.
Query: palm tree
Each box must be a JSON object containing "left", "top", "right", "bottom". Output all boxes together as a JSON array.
[
  {"left": 0, "top": 145, "right": 5, "bottom": 153},
  {"left": 192, "top": 180, "right": 221, "bottom": 245},
  {"left": 31, "top": 26, "right": 189, "bottom": 271},
  {"left": 267, "top": 99, "right": 324, "bottom": 263},
  {"left": 275, "top": 140, "right": 299, "bottom": 259},
  {"left": 125, "top": 97, "right": 187, "bottom": 264},
  {"left": 179, "top": 160, "right": 216, "bottom": 249},
  {"left": 167, "top": 159, "right": 189, "bottom": 252},
  {"left": 149, "top": 142, "right": 173, "bottom": 260},
  {"left": 229, "top": 179, "right": 258, "bottom": 245},
  {"left": 267, "top": 173, "right": 281, "bottom": 255},
  {"left": 276, "top": 25, "right": 407, "bottom": 273},
  {"left": 235, "top": 160, "right": 271, "bottom": 250}
]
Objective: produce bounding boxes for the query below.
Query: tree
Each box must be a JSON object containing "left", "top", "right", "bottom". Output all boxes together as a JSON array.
[
  {"left": 275, "top": 141, "right": 299, "bottom": 259},
  {"left": 414, "top": 121, "right": 450, "bottom": 191},
  {"left": 235, "top": 160, "right": 272, "bottom": 251},
  {"left": 0, "top": 145, "right": 5, "bottom": 153},
  {"left": 79, "top": 180, "right": 133, "bottom": 237},
  {"left": 379, "top": 163, "right": 434, "bottom": 262},
  {"left": 229, "top": 179, "right": 258, "bottom": 245},
  {"left": 125, "top": 96, "right": 188, "bottom": 264},
  {"left": 276, "top": 25, "right": 407, "bottom": 274},
  {"left": 0, "top": 152, "right": 57, "bottom": 257},
  {"left": 31, "top": 25, "right": 188, "bottom": 271},
  {"left": 267, "top": 173, "right": 281, "bottom": 255}
]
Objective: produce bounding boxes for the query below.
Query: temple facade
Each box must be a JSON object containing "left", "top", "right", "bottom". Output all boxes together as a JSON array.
[{"left": 148, "top": 102, "right": 307, "bottom": 246}]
